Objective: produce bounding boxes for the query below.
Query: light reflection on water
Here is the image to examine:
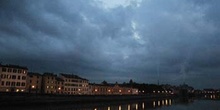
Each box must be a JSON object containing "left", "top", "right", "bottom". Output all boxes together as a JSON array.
[{"left": 1, "top": 96, "right": 220, "bottom": 110}]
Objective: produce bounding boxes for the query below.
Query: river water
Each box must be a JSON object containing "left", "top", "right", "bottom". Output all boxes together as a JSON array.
[{"left": 1, "top": 96, "right": 220, "bottom": 110}]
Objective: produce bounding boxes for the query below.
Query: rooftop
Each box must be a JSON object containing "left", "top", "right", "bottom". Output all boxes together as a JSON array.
[
  {"left": 60, "top": 73, "right": 88, "bottom": 81},
  {"left": 0, "top": 64, "right": 28, "bottom": 70},
  {"left": 28, "top": 72, "right": 42, "bottom": 76},
  {"left": 43, "top": 72, "right": 57, "bottom": 77}
]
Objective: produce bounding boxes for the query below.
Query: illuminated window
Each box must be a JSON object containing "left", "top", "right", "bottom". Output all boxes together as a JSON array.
[
  {"left": 7, "top": 75, "right": 11, "bottom": 79},
  {"left": 32, "top": 85, "right": 35, "bottom": 88},
  {"left": 47, "top": 86, "right": 49, "bottom": 89}
]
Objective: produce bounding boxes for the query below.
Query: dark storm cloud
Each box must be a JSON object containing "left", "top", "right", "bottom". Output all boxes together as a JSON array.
[{"left": 1, "top": 0, "right": 220, "bottom": 88}]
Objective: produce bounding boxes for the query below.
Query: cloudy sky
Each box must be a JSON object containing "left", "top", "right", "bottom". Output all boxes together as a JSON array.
[{"left": 0, "top": 0, "right": 220, "bottom": 89}]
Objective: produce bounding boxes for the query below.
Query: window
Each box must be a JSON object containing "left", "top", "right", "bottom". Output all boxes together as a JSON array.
[
  {"left": 30, "top": 80, "right": 32, "bottom": 83},
  {"left": 12, "top": 75, "right": 16, "bottom": 79},
  {"left": 11, "top": 82, "right": 15, "bottom": 86},
  {"left": 7, "top": 75, "right": 11, "bottom": 79},
  {"left": 6, "top": 81, "right": 10, "bottom": 86},
  {"left": 1, "top": 74, "right": 3, "bottom": 78},
  {"left": 2, "top": 68, "right": 6, "bottom": 72},
  {"left": 46, "top": 86, "right": 49, "bottom": 89},
  {"left": 37, "top": 80, "right": 39, "bottom": 83},
  {"left": 13, "top": 69, "right": 17, "bottom": 73},
  {"left": 16, "top": 82, "right": 20, "bottom": 86},
  {"left": 1, "top": 81, "right": 4, "bottom": 86},
  {"left": 18, "top": 70, "right": 21, "bottom": 73},
  {"left": 8, "top": 68, "right": 12, "bottom": 72},
  {"left": 22, "top": 76, "right": 26, "bottom": 80},
  {"left": 17, "top": 76, "right": 21, "bottom": 79},
  {"left": 21, "top": 82, "right": 25, "bottom": 86}
]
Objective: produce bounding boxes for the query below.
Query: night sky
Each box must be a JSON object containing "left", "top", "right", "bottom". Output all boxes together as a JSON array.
[{"left": 0, "top": 0, "right": 220, "bottom": 89}]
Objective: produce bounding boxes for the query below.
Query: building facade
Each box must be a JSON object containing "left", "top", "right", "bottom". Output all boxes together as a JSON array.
[
  {"left": 89, "top": 83, "right": 138, "bottom": 95},
  {"left": 26, "top": 72, "right": 42, "bottom": 93},
  {"left": 60, "top": 73, "right": 89, "bottom": 95},
  {"left": 56, "top": 77, "right": 64, "bottom": 94},
  {"left": 0, "top": 64, "right": 28, "bottom": 92},
  {"left": 42, "top": 73, "right": 57, "bottom": 94}
]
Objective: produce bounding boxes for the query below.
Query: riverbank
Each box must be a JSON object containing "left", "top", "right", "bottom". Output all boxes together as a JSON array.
[{"left": 0, "top": 92, "right": 175, "bottom": 106}]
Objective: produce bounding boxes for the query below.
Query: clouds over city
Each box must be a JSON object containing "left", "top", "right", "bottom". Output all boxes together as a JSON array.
[{"left": 0, "top": 0, "right": 220, "bottom": 88}]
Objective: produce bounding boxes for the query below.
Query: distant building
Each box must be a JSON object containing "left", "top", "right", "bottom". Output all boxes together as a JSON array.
[
  {"left": 0, "top": 64, "right": 28, "bottom": 92},
  {"left": 89, "top": 83, "right": 138, "bottom": 95},
  {"left": 26, "top": 72, "right": 42, "bottom": 93},
  {"left": 42, "top": 73, "right": 57, "bottom": 94},
  {"left": 60, "top": 73, "right": 89, "bottom": 95}
]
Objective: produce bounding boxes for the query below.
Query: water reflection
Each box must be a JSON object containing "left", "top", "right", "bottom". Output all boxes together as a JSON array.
[{"left": 1, "top": 96, "right": 220, "bottom": 110}]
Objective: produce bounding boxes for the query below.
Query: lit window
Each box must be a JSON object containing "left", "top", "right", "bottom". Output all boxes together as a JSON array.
[{"left": 32, "top": 85, "right": 35, "bottom": 88}]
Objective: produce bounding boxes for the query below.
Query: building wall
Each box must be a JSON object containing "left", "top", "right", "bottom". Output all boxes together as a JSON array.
[
  {"left": 89, "top": 84, "right": 138, "bottom": 95},
  {"left": 60, "top": 74, "right": 89, "bottom": 95},
  {"left": 26, "top": 73, "right": 42, "bottom": 93},
  {"left": 56, "top": 79, "right": 64, "bottom": 94},
  {"left": 0, "top": 65, "right": 27, "bottom": 92},
  {"left": 42, "top": 73, "right": 57, "bottom": 94}
]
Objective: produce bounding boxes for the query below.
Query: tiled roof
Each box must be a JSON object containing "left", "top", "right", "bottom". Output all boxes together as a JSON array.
[
  {"left": 43, "top": 72, "right": 57, "bottom": 77},
  {"left": 56, "top": 77, "right": 64, "bottom": 81},
  {"left": 60, "top": 73, "right": 88, "bottom": 81},
  {"left": 0, "top": 64, "right": 28, "bottom": 70},
  {"left": 28, "top": 72, "right": 42, "bottom": 76}
]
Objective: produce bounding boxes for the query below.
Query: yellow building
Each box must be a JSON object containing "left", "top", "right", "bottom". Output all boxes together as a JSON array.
[
  {"left": 42, "top": 73, "right": 57, "bottom": 94},
  {"left": 60, "top": 73, "right": 89, "bottom": 95},
  {"left": 26, "top": 72, "right": 42, "bottom": 93},
  {"left": 0, "top": 64, "right": 28, "bottom": 92}
]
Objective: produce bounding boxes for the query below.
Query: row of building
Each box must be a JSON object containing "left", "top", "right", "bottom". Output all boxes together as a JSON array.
[{"left": 0, "top": 64, "right": 138, "bottom": 95}]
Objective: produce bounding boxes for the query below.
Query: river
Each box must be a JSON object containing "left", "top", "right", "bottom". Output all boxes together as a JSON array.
[{"left": 1, "top": 95, "right": 220, "bottom": 110}]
